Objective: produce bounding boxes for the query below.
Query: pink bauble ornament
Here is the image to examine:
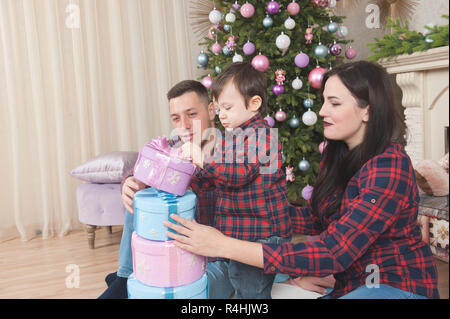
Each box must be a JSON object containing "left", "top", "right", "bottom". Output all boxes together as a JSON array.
[
  {"left": 311, "top": 0, "right": 330, "bottom": 8},
  {"left": 330, "top": 43, "right": 342, "bottom": 56},
  {"left": 243, "top": 41, "right": 256, "bottom": 55},
  {"left": 267, "top": 1, "right": 280, "bottom": 14},
  {"left": 345, "top": 47, "right": 357, "bottom": 59},
  {"left": 251, "top": 53, "right": 270, "bottom": 72},
  {"left": 275, "top": 109, "right": 287, "bottom": 122},
  {"left": 201, "top": 74, "right": 213, "bottom": 89},
  {"left": 295, "top": 52, "right": 309, "bottom": 68},
  {"left": 211, "top": 42, "right": 222, "bottom": 55},
  {"left": 272, "top": 84, "right": 285, "bottom": 96},
  {"left": 287, "top": 1, "right": 301, "bottom": 16},
  {"left": 308, "top": 66, "right": 328, "bottom": 89},
  {"left": 207, "top": 25, "right": 220, "bottom": 40},
  {"left": 302, "top": 185, "right": 314, "bottom": 200},
  {"left": 318, "top": 141, "right": 328, "bottom": 154},
  {"left": 240, "top": 2, "right": 255, "bottom": 18},
  {"left": 264, "top": 115, "right": 275, "bottom": 127}
]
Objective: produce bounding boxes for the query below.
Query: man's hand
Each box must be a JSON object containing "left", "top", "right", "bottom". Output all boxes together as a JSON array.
[
  {"left": 291, "top": 275, "right": 335, "bottom": 295},
  {"left": 121, "top": 176, "right": 146, "bottom": 213},
  {"left": 181, "top": 142, "right": 204, "bottom": 168}
]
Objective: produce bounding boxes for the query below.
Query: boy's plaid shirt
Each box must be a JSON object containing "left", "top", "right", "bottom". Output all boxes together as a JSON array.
[
  {"left": 262, "top": 143, "right": 439, "bottom": 299},
  {"left": 191, "top": 113, "right": 292, "bottom": 242}
]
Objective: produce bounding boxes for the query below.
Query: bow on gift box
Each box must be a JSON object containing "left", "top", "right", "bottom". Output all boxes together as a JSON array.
[{"left": 147, "top": 136, "right": 185, "bottom": 162}]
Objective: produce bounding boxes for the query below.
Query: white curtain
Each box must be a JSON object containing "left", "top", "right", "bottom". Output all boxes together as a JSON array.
[{"left": 0, "top": 0, "right": 202, "bottom": 242}]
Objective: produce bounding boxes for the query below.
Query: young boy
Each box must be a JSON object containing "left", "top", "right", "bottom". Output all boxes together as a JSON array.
[{"left": 181, "top": 62, "right": 292, "bottom": 298}]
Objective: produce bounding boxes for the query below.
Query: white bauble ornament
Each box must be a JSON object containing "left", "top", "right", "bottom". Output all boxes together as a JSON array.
[
  {"left": 232, "top": 53, "right": 244, "bottom": 63},
  {"left": 209, "top": 8, "right": 222, "bottom": 24},
  {"left": 292, "top": 77, "right": 303, "bottom": 90},
  {"left": 302, "top": 109, "right": 318, "bottom": 126},
  {"left": 284, "top": 17, "right": 296, "bottom": 30},
  {"left": 225, "top": 12, "right": 236, "bottom": 23}
]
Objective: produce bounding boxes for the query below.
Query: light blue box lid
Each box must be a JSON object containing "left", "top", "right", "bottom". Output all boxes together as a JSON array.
[{"left": 133, "top": 187, "right": 197, "bottom": 213}]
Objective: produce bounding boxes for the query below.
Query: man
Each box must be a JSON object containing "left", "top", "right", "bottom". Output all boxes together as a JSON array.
[{"left": 99, "top": 80, "right": 235, "bottom": 299}]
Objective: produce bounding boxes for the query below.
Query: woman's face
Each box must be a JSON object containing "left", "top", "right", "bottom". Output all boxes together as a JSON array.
[{"left": 319, "top": 75, "right": 369, "bottom": 150}]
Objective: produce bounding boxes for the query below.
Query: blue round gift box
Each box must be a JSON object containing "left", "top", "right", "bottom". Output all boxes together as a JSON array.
[
  {"left": 133, "top": 187, "right": 197, "bottom": 241},
  {"left": 127, "top": 273, "right": 208, "bottom": 299}
]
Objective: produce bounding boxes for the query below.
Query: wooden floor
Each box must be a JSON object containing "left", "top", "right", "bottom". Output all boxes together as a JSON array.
[{"left": 0, "top": 228, "right": 448, "bottom": 299}]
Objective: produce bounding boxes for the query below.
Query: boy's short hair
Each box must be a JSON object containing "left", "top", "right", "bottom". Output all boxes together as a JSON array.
[
  {"left": 211, "top": 62, "right": 267, "bottom": 114},
  {"left": 167, "top": 80, "right": 209, "bottom": 106}
]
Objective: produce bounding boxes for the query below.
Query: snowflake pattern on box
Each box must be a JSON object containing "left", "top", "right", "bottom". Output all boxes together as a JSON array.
[{"left": 167, "top": 171, "right": 181, "bottom": 185}]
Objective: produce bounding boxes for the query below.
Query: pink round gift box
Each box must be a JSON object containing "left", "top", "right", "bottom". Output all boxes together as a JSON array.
[{"left": 131, "top": 231, "right": 206, "bottom": 288}]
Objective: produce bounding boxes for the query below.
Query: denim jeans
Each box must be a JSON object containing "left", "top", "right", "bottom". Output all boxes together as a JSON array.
[
  {"left": 116, "top": 210, "right": 233, "bottom": 299},
  {"left": 321, "top": 284, "right": 428, "bottom": 299}
]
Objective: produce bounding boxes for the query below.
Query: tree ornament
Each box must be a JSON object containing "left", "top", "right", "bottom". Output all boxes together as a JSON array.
[
  {"left": 345, "top": 47, "right": 357, "bottom": 59},
  {"left": 207, "top": 25, "right": 220, "bottom": 40},
  {"left": 284, "top": 17, "right": 296, "bottom": 30},
  {"left": 276, "top": 32, "right": 291, "bottom": 51},
  {"left": 222, "top": 46, "right": 231, "bottom": 55},
  {"left": 272, "top": 84, "right": 285, "bottom": 96},
  {"left": 287, "top": 1, "right": 300, "bottom": 16},
  {"left": 318, "top": 141, "right": 328, "bottom": 154},
  {"left": 286, "top": 166, "right": 295, "bottom": 182},
  {"left": 424, "top": 35, "right": 434, "bottom": 44},
  {"left": 313, "top": 43, "right": 328, "bottom": 58},
  {"left": 311, "top": 0, "right": 330, "bottom": 9},
  {"left": 201, "top": 74, "right": 213, "bottom": 89},
  {"left": 308, "top": 66, "right": 327, "bottom": 89},
  {"left": 211, "top": 42, "right": 223, "bottom": 55},
  {"left": 305, "top": 27, "right": 314, "bottom": 44},
  {"left": 330, "top": 42, "right": 342, "bottom": 56},
  {"left": 292, "top": 77, "right": 303, "bottom": 90},
  {"left": 226, "top": 35, "right": 237, "bottom": 51},
  {"left": 197, "top": 51, "right": 209, "bottom": 67},
  {"left": 231, "top": 1, "right": 241, "bottom": 13},
  {"left": 232, "top": 52, "right": 244, "bottom": 63},
  {"left": 303, "top": 97, "right": 314, "bottom": 108},
  {"left": 328, "top": 0, "right": 337, "bottom": 8},
  {"left": 251, "top": 53, "right": 270, "bottom": 72},
  {"left": 267, "top": 1, "right": 280, "bottom": 14},
  {"left": 225, "top": 11, "right": 236, "bottom": 23},
  {"left": 209, "top": 8, "right": 222, "bottom": 25},
  {"left": 275, "top": 109, "right": 287, "bottom": 122},
  {"left": 289, "top": 115, "right": 300, "bottom": 128},
  {"left": 295, "top": 52, "right": 310, "bottom": 68},
  {"left": 243, "top": 41, "right": 256, "bottom": 55},
  {"left": 337, "top": 25, "right": 349, "bottom": 38},
  {"left": 275, "top": 69, "right": 286, "bottom": 85},
  {"left": 264, "top": 115, "right": 275, "bottom": 127},
  {"left": 301, "top": 185, "right": 314, "bottom": 200},
  {"left": 302, "top": 109, "right": 318, "bottom": 126},
  {"left": 224, "top": 24, "right": 231, "bottom": 32},
  {"left": 215, "top": 66, "right": 222, "bottom": 74},
  {"left": 240, "top": 2, "right": 255, "bottom": 18},
  {"left": 263, "top": 15, "right": 274, "bottom": 28},
  {"left": 327, "top": 20, "right": 339, "bottom": 33},
  {"left": 298, "top": 158, "right": 310, "bottom": 171}
]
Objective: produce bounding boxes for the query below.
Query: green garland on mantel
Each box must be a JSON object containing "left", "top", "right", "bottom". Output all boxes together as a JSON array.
[{"left": 367, "top": 15, "right": 449, "bottom": 62}]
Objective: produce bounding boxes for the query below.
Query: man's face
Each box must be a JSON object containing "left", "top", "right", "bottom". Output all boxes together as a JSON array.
[{"left": 169, "top": 91, "right": 215, "bottom": 144}]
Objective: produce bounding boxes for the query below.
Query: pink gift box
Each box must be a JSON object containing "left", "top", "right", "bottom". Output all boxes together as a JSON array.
[
  {"left": 133, "top": 137, "right": 196, "bottom": 196},
  {"left": 131, "top": 232, "right": 206, "bottom": 288}
]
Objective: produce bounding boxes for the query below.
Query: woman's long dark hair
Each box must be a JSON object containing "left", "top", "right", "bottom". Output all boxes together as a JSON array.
[{"left": 311, "top": 61, "right": 406, "bottom": 218}]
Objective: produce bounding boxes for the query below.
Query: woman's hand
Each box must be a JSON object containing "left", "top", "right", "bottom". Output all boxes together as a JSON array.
[
  {"left": 163, "top": 214, "right": 227, "bottom": 258},
  {"left": 291, "top": 275, "right": 335, "bottom": 295}
]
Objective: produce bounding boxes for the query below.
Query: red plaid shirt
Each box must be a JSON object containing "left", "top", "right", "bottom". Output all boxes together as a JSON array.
[
  {"left": 191, "top": 113, "right": 292, "bottom": 242},
  {"left": 262, "top": 143, "right": 440, "bottom": 299}
]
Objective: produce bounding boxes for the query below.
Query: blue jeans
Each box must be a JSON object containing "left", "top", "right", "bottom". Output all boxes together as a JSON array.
[
  {"left": 117, "top": 211, "right": 235, "bottom": 298},
  {"left": 321, "top": 285, "right": 428, "bottom": 299}
]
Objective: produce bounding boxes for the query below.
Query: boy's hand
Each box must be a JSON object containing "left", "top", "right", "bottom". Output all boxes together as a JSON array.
[
  {"left": 122, "top": 176, "right": 146, "bottom": 213},
  {"left": 181, "top": 142, "right": 204, "bottom": 168}
]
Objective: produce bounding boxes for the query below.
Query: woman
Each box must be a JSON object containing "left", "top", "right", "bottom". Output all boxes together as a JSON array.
[{"left": 164, "top": 61, "right": 439, "bottom": 299}]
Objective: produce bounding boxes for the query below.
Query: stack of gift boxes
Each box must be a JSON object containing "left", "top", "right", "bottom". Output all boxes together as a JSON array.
[{"left": 126, "top": 137, "right": 208, "bottom": 299}]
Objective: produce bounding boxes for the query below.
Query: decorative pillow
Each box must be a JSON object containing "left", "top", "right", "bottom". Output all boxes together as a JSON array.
[{"left": 70, "top": 151, "right": 138, "bottom": 184}]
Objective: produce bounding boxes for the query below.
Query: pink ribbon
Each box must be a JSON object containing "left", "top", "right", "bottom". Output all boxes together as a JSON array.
[{"left": 147, "top": 136, "right": 183, "bottom": 159}]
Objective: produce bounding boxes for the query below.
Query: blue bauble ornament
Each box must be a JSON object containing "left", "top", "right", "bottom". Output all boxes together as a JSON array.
[
  {"left": 197, "top": 52, "right": 209, "bottom": 67},
  {"left": 298, "top": 159, "right": 310, "bottom": 171},
  {"left": 289, "top": 116, "right": 300, "bottom": 128},
  {"left": 314, "top": 44, "right": 328, "bottom": 58},
  {"left": 215, "top": 66, "right": 222, "bottom": 73},
  {"left": 303, "top": 98, "right": 314, "bottom": 108},
  {"left": 224, "top": 24, "right": 231, "bottom": 32},
  {"left": 327, "top": 21, "right": 339, "bottom": 33},
  {"left": 222, "top": 46, "right": 231, "bottom": 55},
  {"left": 263, "top": 15, "right": 273, "bottom": 28},
  {"left": 425, "top": 35, "right": 434, "bottom": 43}
]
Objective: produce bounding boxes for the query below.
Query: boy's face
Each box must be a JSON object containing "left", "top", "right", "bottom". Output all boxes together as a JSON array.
[
  {"left": 169, "top": 91, "right": 215, "bottom": 144},
  {"left": 215, "top": 80, "right": 261, "bottom": 130}
]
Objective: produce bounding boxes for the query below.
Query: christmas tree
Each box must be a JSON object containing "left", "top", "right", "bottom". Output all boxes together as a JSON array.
[{"left": 194, "top": 0, "right": 353, "bottom": 204}]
